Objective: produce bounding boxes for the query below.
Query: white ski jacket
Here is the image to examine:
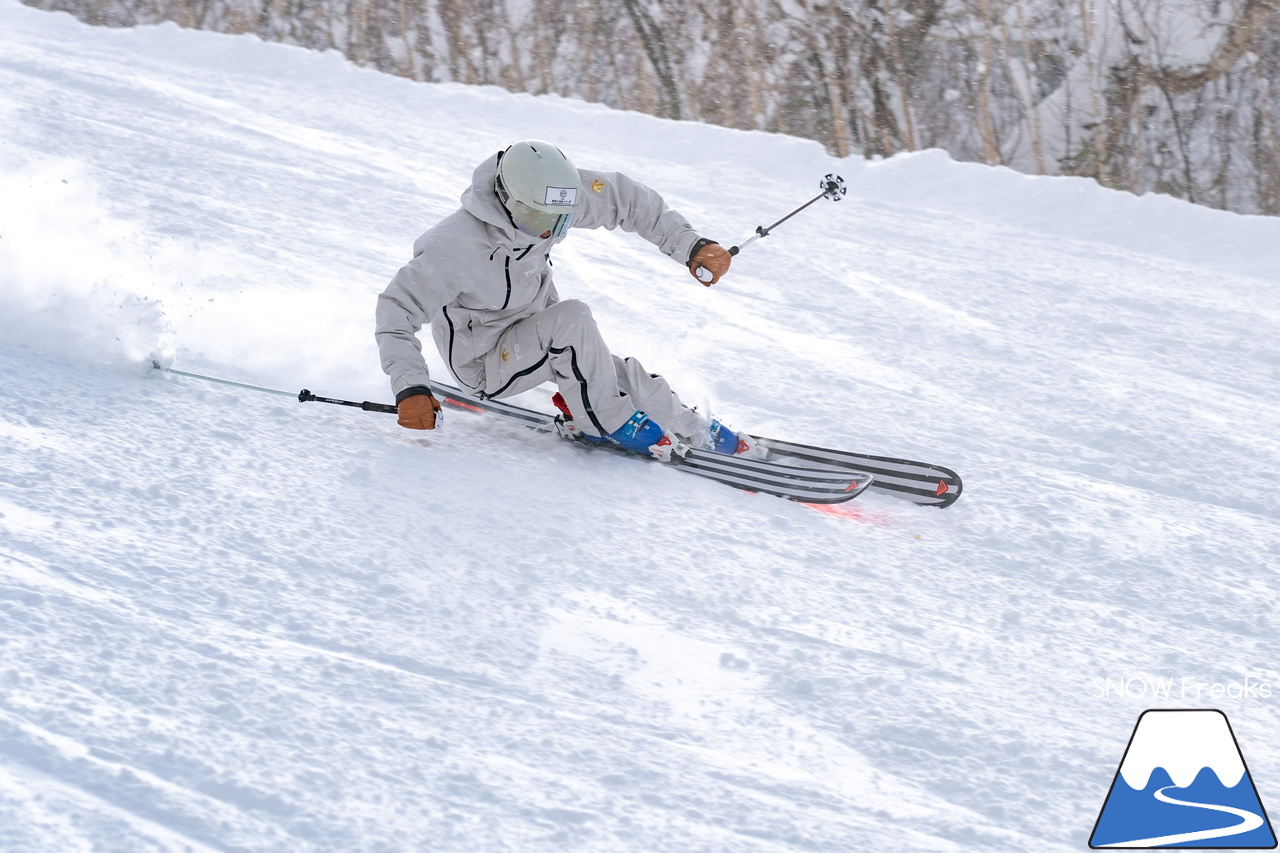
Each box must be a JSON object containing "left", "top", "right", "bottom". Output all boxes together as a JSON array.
[{"left": 375, "top": 152, "right": 708, "bottom": 398}]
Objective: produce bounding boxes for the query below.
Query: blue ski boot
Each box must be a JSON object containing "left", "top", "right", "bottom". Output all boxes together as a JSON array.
[
  {"left": 705, "top": 419, "right": 767, "bottom": 459},
  {"left": 608, "top": 410, "right": 675, "bottom": 458}
]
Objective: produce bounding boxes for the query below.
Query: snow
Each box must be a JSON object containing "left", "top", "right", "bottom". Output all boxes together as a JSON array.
[{"left": 2, "top": 2, "right": 1280, "bottom": 850}]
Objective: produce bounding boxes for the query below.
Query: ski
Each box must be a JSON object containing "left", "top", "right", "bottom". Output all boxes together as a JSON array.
[
  {"left": 421, "top": 379, "right": 961, "bottom": 508},
  {"left": 572, "top": 440, "right": 873, "bottom": 504},
  {"left": 419, "top": 380, "right": 872, "bottom": 504},
  {"left": 756, "top": 438, "right": 963, "bottom": 508}
]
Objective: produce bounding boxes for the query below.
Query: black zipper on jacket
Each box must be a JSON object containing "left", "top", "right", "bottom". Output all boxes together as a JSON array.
[
  {"left": 496, "top": 246, "right": 535, "bottom": 312},
  {"left": 442, "top": 305, "right": 459, "bottom": 377},
  {"left": 502, "top": 256, "right": 512, "bottom": 310}
]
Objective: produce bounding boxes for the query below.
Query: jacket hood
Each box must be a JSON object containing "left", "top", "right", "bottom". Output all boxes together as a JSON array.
[{"left": 460, "top": 152, "right": 519, "bottom": 240}]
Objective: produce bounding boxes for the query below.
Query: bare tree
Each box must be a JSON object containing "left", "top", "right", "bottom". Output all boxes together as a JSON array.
[{"left": 24, "top": 0, "right": 1280, "bottom": 214}]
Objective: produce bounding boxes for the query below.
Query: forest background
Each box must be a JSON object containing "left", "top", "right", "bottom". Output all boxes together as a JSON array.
[{"left": 24, "top": 0, "right": 1280, "bottom": 216}]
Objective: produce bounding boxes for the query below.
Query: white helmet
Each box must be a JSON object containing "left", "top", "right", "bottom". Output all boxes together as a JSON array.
[{"left": 494, "top": 140, "right": 581, "bottom": 238}]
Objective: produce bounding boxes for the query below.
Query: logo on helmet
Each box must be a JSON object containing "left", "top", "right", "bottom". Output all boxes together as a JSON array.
[{"left": 545, "top": 186, "right": 578, "bottom": 206}]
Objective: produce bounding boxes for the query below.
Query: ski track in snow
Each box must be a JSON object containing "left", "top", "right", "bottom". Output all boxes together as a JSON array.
[{"left": 2, "top": 2, "right": 1280, "bottom": 850}]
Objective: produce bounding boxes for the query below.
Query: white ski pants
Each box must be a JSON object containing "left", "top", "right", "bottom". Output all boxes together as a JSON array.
[{"left": 473, "top": 299, "right": 704, "bottom": 438}]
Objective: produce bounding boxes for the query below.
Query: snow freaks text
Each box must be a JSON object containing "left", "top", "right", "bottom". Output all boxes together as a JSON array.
[{"left": 1093, "top": 677, "right": 1273, "bottom": 701}]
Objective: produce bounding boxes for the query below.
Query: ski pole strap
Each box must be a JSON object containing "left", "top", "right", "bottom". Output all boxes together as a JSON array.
[{"left": 298, "top": 389, "right": 398, "bottom": 415}]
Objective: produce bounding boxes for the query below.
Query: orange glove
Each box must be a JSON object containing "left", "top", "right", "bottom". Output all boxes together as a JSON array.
[
  {"left": 397, "top": 393, "right": 442, "bottom": 430},
  {"left": 689, "top": 241, "right": 731, "bottom": 286}
]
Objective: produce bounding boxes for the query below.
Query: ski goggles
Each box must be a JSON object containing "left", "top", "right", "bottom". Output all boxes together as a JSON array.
[{"left": 508, "top": 201, "right": 574, "bottom": 239}]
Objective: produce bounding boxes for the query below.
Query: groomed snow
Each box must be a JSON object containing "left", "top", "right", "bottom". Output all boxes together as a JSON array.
[{"left": 2, "top": 3, "right": 1279, "bottom": 850}]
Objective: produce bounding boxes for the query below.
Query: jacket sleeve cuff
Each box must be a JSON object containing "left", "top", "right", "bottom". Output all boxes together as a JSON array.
[{"left": 395, "top": 385, "right": 435, "bottom": 404}]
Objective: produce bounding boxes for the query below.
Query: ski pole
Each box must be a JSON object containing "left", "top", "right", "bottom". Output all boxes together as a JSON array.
[
  {"left": 298, "top": 389, "right": 398, "bottom": 415},
  {"left": 297, "top": 389, "right": 443, "bottom": 424},
  {"left": 694, "top": 173, "right": 847, "bottom": 283},
  {"left": 152, "top": 362, "right": 428, "bottom": 421},
  {"left": 152, "top": 363, "right": 298, "bottom": 397}
]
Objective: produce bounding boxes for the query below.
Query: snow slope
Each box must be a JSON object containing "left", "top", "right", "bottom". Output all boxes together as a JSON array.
[{"left": 3, "top": 3, "right": 1280, "bottom": 850}]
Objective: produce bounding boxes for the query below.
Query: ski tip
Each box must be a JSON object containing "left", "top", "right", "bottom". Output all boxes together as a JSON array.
[
  {"left": 845, "top": 473, "right": 873, "bottom": 492},
  {"left": 845, "top": 472, "right": 875, "bottom": 500},
  {"left": 793, "top": 472, "right": 873, "bottom": 504},
  {"left": 929, "top": 472, "right": 963, "bottom": 507}
]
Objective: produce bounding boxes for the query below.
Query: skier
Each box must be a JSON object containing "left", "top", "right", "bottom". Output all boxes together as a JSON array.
[{"left": 375, "top": 140, "right": 761, "bottom": 460}]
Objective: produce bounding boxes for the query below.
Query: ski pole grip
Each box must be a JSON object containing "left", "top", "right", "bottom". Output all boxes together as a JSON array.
[
  {"left": 298, "top": 389, "right": 400, "bottom": 416},
  {"left": 695, "top": 243, "right": 745, "bottom": 283}
]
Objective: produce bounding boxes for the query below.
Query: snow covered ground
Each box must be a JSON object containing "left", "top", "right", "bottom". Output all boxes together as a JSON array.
[{"left": 3, "top": 3, "right": 1280, "bottom": 850}]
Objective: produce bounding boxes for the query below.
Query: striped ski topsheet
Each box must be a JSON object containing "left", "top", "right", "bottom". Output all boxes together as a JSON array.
[
  {"left": 757, "top": 438, "right": 962, "bottom": 508},
  {"left": 426, "top": 380, "right": 873, "bottom": 504},
  {"left": 678, "top": 450, "right": 874, "bottom": 504}
]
